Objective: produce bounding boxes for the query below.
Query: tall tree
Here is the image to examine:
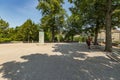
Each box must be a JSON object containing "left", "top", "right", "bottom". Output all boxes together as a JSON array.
[
  {"left": 36, "top": 0, "right": 65, "bottom": 42},
  {"left": 69, "top": 0, "right": 104, "bottom": 44},
  {"left": 0, "top": 18, "right": 9, "bottom": 30},
  {"left": 65, "top": 14, "right": 82, "bottom": 41},
  {"left": 68, "top": 0, "right": 120, "bottom": 52},
  {"left": 0, "top": 18, "right": 9, "bottom": 38},
  {"left": 17, "top": 19, "right": 39, "bottom": 42},
  {"left": 105, "top": 0, "right": 112, "bottom": 52},
  {"left": 105, "top": 0, "right": 120, "bottom": 52}
]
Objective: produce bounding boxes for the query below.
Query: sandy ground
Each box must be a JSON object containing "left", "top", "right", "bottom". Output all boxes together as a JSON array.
[{"left": 0, "top": 43, "right": 120, "bottom": 80}]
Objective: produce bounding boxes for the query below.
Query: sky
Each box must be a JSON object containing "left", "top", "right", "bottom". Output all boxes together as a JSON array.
[{"left": 0, "top": 0, "right": 71, "bottom": 28}]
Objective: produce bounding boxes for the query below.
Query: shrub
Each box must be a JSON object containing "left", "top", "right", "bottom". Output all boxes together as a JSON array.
[
  {"left": 73, "top": 36, "right": 80, "bottom": 42},
  {"left": 0, "top": 38, "right": 11, "bottom": 43}
]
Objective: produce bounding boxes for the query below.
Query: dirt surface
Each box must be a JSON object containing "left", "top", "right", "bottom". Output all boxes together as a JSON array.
[{"left": 0, "top": 43, "right": 120, "bottom": 80}]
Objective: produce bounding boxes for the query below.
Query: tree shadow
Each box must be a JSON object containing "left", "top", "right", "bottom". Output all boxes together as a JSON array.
[
  {"left": 53, "top": 43, "right": 88, "bottom": 53},
  {"left": 53, "top": 43, "right": 104, "bottom": 57},
  {"left": 0, "top": 53, "right": 120, "bottom": 80}
]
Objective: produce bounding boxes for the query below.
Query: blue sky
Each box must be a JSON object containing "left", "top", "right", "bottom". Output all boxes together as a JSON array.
[{"left": 0, "top": 0, "right": 71, "bottom": 28}]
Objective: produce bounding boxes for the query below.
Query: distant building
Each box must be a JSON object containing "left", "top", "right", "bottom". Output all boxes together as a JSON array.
[{"left": 98, "top": 29, "right": 120, "bottom": 42}]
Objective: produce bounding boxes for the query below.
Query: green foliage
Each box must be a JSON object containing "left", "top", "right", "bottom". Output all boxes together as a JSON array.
[
  {"left": 36, "top": 0, "right": 64, "bottom": 15},
  {"left": 73, "top": 36, "right": 87, "bottom": 42},
  {"left": 0, "top": 38, "right": 11, "bottom": 43},
  {"left": 16, "top": 19, "right": 39, "bottom": 42},
  {"left": 0, "top": 18, "right": 9, "bottom": 30},
  {"left": 64, "top": 14, "right": 82, "bottom": 42},
  {"left": 113, "top": 41, "right": 120, "bottom": 44},
  {"left": 73, "top": 36, "right": 80, "bottom": 42},
  {"left": 0, "top": 19, "right": 40, "bottom": 43},
  {"left": 68, "top": 0, "right": 120, "bottom": 51},
  {"left": 36, "top": 0, "right": 66, "bottom": 42},
  {"left": 44, "top": 30, "right": 52, "bottom": 42},
  {"left": 56, "top": 34, "right": 64, "bottom": 42},
  {"left": 0, "top": 18, "right": 11, "bottom": 43},
  {"left": 0, "top": 18, "right": 9, "bottom": 38}
]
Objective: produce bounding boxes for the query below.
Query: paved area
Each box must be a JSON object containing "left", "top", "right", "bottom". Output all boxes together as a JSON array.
[{"left": 0, "top": 43, "right": 120, "bottom": 80}]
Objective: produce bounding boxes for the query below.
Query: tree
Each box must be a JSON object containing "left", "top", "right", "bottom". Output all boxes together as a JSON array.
[
  {"left": 65, "top": 14, "right": 82, "bottom": 41},
  {"left": 36, "top": 0, "right": 66, "bottom": 42},
  {"left": 105, "top": 0, "right": 120, "bottom": 52},
  {"left": 105, "top": 0, "right": 112, "bottom": 52},
  {"left": 68, "top": 0, "right": 120, "bottom": 52},
  {"left": 0, "top": 18, "right": 9, "bottom": 38},
  {"left": 0, "top": 18, "right": 9, "bottom": 30},
  {"left": 17, "top": 19, "right": 39, "bottom": 42}
]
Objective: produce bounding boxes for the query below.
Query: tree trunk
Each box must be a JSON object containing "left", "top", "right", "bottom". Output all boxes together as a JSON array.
[
  {"left": 51, "top": 16, "right": 56, "bottom": 42},
  {"left": 71, "top": 34, "right": 74, "bottom": 42},
  {"left": 51, "top": 26, "right": 55, "bottom": 42},
  {"left": 94, "top": 27, "right": 99, "bottom": 45},
  {"left": 94, "top": 20, "right": 99, "bottom": 45},
  {"left": 105, "top": 0, "right": 112, "bottom": 52}
]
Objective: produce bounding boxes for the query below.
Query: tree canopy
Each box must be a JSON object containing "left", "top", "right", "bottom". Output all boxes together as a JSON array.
[
  {"left": 68, "top": 0, "right": 120, "bottom": 52},
  {"left": 36, "top": 0, "right": 66, "bottom": 42}
]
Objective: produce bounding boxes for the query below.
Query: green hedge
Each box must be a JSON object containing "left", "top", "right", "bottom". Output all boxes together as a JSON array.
[
  {"left": 0, "top": 38, "right": 11, "bottom": 43},
  {"left": 73, "top": 36, "right": 87, "bottom": 42},
  {"left": 113, "top": 41, "right": 120, "bottom": 44},
  {"left": 112, "top": 41, "right": 120, "bottom": 46}
]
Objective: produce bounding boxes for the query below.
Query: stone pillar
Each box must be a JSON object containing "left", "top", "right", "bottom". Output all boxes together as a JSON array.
[{"left": 39, "top": 31, "right": 44, "bottom": 43}]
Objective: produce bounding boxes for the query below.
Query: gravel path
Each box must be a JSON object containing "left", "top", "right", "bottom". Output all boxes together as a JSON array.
[{"left": 0, "top": 43, "right": 120, "bottom": 80}]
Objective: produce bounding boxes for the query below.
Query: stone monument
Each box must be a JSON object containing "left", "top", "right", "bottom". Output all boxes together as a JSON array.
[{"left": 39, "top": 29, "right": 44, "bottom": 43}]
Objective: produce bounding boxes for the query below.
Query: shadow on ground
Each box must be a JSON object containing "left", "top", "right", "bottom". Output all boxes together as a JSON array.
[
  {"left": 0, "top": 43, "right": 120, "bottom": 80},
  {"left": 53, "top": 43, "right": 104, "bottom": 55}
]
